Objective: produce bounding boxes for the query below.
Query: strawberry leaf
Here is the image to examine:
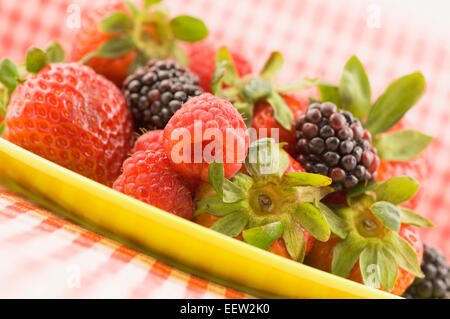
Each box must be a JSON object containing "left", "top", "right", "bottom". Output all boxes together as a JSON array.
[
  {"left": 365, "top": 72, "right": 425, "bottom": 135},
  {"left": 370, "top": 201, "right": 401, "bottom": 232},
  {"left": 241, "top": 78, "right": 272, "bottom": 102},
  {"left": 125, "top": 0, "right": 140, "bottom": 18},
  {"left": 223, "top": 179, "right": 245, "bottom": 203},
  {"left": 377, "top": 247, "right": 398, "bottom": 292},
  {"left": 99, "top": 12, "right": 134, "bottom": 34},
  {"left": 317, "top": 82, "right": 341, "bottom": 106},
  {"left": 208, "top": 161, "right": 225, "bottom": 197},
  {"left": 399, "top": 207, "right": 434, "bottom": 228},
  {"left": 275, "top": 78, "right": 319, "bottom": 94},
  {"left": 375, "top": 176, "right": 419, "bottom": 205},
  {"left": 291, "top": 202, "right": 330, "bottom": 242},
  {"left": 25, "top": 47, "right": 48, "bottom": 74},
  {"left": 332, "top": 232, "right": 367, "bottom": 278},
  {"left": 384, "top": 231, "right": 423, "bottom": 277},
  {"left": 266, "top": 91, "right": 294, "bottom": 131},
  {"left": 169, "top": 15, "right": 208, "bottom": 43},
  {"left": 145, "top": 0, "right": 163, "bottom": 7},
  {"left": 45, "top": 41, "right": 66, "bottom": 63},
  {"left": 259, "top": 51, "right": 284, "bottom": 80},
  {"left": 282, "top": 215, "right": 306, "bottom": 262},
  {"left": 244, "top": 138, "right": 289, "bottom": 177},
  {"left": 210, "top": 211, "right": 248, "bottom": 237},
  {"left": 374, "top": 129, "right": 433, "bottom": 161},
  {"left": 359, "top": 243, "right": 381, "bottom": 289},
  {"left": 0, "top": 59, "right": 20, "bottom": 93},
  {"left": 231, "top": 173, "right": 254, "bottom": 193},
  {"left": 317, "top": 203, "right": 347, "bottom": 239},
  {"left": 93, "top": 35, "right": 136, "bottom": 59},
  {"left": 242, "top": 221, "right": 284, "bottom": 250},
  {"left": 346, "top": 181, "right": 379, "bottom": 206},
  {"left": 195, "top": 195, "right": 243, "bottom": 217},
  {"left": 282, "top": 172, "right": 332, "bottom": 187},
  {"left": 339, "top": 56, "right": 371, "bottom": 120}
]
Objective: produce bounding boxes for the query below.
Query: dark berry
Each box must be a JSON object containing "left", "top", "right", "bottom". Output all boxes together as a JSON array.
[
  {"left": 403, "top": 245, "right": 450, "bottom": 299},
  {"left": 123, "top": 60, "right": 203, "bottom": 131},
  {"left": 293, "top": 103, "right": 379, "bottom": 190}
]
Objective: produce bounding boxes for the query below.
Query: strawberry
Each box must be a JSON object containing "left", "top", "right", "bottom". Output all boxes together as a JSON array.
[
  {"left": 113, "top": 150, "right": 194, "bottom": 220},
  {"left": 194, "top": 138, "right": 334, "bottom": 262},
  {"left": 252, "top": 88, "right": 319, "bottom": 154},
  {"left": 185, "top": 41, "right": 252, "bottom": 92},
  {"left": 305, "top": 177, "right": 433, "bottom": 295},
  {"left": 1, "top": 45, "right": 133, "bottom": 186},
  {"left": 70, "top": 0, "right": 208, "bottom": 87}
]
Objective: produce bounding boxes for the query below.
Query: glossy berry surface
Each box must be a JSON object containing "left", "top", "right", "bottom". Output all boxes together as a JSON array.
[
  {"left": 132, "top": 130, "right": 165, "bottom": 154},
  {"left": 163, "top": 93, "right": 249, "bottom": 182},
  {"left": 4, "top": 63, "right": 134, "bottom": 186},
  {"left": 123, "top": 60, "right": 203, "bottom": 132},
  {"left": 403, "top": 244, "right": 450, "bottom": 299},
  {"left": 113, "top": 150, "right": 195, "bottom": 220},
  {"left": 294, "top": 102, "right": 379, "bottom": 190}
]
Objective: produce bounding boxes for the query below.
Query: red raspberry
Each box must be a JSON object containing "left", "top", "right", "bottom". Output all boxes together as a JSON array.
[
  {"left": 163, "top": 93, "right": 249, "bottom": 182},
  {"left": 185, "top": 41, "right": 252, "bottom": 92},
  {"left": 113, "top": 150, "right": 194, "bottom": 220},
  {"left": 132, "top": 130, "right": 165, "bottom": 154},
  {"left": 4, "top": 63, "right": 133, "bottom": 186}
]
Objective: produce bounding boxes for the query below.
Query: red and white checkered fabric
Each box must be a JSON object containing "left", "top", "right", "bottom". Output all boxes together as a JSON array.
[{"left": 0, "top": 0, "right": 449, "bottom": 297}]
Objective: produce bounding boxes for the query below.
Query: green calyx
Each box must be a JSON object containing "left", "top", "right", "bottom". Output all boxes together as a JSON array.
[
  {"left": 195, "top": 138, "right": 334, "bottom": 262},
  {"left": 81, "top": 0, "right": 208, "bottom": 72},
  {"left": 317, "top": 55, "right": 433, "bottom": 162},
  {"left": 212, "top": 48, "right": 318, "bottom": 128},
  {"left": 0, "top": 41, "right": 66, "bottom": 135},
  {"left": 329, "top": 176, "right": 433, "bottom": 291}
]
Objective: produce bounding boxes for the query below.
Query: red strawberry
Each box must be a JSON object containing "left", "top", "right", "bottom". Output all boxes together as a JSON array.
[
  {"left": 132, "top": 130, "right": 165, "bottom": 154},
  {"left": 70, "top": 0, "right": 208, "bottom": 87},
  {"left": 252, "top": 88, "right": 318, "bottom": 153},
  {"left": 305, "top": 178, "right": 433, "bottom": 296},
  {"left": 376, "top": 121, "right": 429, "bottom": 210},
  {"left": 70, "top": 0, "right": 135, "bottom": 87},
  {"left": 4, "top": 63, "right": 133, "bottom": 186},
  {"left": 163, "top": 93, "right": 250, "bottom": 182},
  {"left": 194, "top": 138, "right": 333, "bottom": 262},
  {"left": 185, "top": 41, "right": 252, "bottom": 92},
  {"left": 113, "top": 150, "right": 194, "bottom": 219}
]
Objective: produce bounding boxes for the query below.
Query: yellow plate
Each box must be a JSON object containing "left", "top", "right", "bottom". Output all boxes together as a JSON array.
[{"left": 0, "top": 138, "right": 398, "bottom": 299}]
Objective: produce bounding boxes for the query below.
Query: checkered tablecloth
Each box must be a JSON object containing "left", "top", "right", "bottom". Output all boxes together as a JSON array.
[{"left": 0, "top": 0, "right": 449, "bottom": 298}]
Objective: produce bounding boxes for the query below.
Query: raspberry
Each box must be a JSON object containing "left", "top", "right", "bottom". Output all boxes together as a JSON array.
[
  {"left": 132, "top": 130, "right": 165, "bottom": 154},
  {"left": 123, "top": 60, "right": 203, "bottom": 132},
  {"left": 163, "top": 93, "right": 249, "bottom": 182},
  {"left": 186, "top": 41, "right": 252, "bottom": 92},
  {"left": 113, "top": 150, "right": 194, "bottom": 220},
  {"left": 294, "top": 102, "right": 379, "bottom": 190}
]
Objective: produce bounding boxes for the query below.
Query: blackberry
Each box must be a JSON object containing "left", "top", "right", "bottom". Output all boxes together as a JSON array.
[
  {"left": 123, "top": 60, "right": 203, "bottom": 131},
  {"left": 294, "top": 102, "right": 379, "bottom": 190},
  {"left": 403, "top": 245, "right": 450, "bottom": 299}
]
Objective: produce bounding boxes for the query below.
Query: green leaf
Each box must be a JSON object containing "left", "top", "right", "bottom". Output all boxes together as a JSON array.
[
  {"left": 359, "top": 243, "right": 381, "bottom": 289},
  {"left": 242, "top": 221, "right": 284, "bottom": 250},
  {"left": 266, "top": 91, "right": 294, "bottom": 131},
  {"left": 145, "top": 0, "right": 163, "bottom": 7},
  {"left": 241, "top": 78, "right": 272, "bottom": 102},
  {"left": 0, "top": 59, "right": 19, "bottom": 92},
  {"left": 125, "top": 0, "right": 140, "bottom": 18},
  {"left": 275, "top": 78, "right": 319, "bottom": 94},
  {"left": 384, "top": 231, "right": 423, "bottom": 277},
  {"left": 339, "top": 56, "right": 371, "bottom": 120},
  {"left": 292, "top": 202, "right": 330, "bottom": 242},
  {"left": 317, "top": 203, "right": 348, "bottom": 239},
  {"left": 346, "top": 181, "right": 379, "bottom": 206},
  {"left": 399, "top": 208, "right": 434, "bottom": 228},
  {"left": 45, "top": 41, "right": 66, "bottom": 63},
  {"left": 210, "top": 211, "right": 248, "bottom": 237},
  {"left": 282, "top": 215, "right": 306, "bottom": 262},
  {"left": 317, "top": 82, "right": 341, "bottom": 106},
  {"left": 282, "top": 172, "right": 331, "bottom": 187},
  {"left": 0, "top": 122, "right": 5, "bottom": 136},
  {"left": 170, "top": 43, "right": 189, "bottom": 66},
  {"left": 194, "top": 196, "right": 243, "bottom": 217},
  {"left": 231, "top": 173, "right": 254, "bottom": 193},
  {"left": 375, "top": 176, "right": 419, "bottom": 205},
  {"left": 296, "top": 186, "right": 333, "bottom": 205},
  {"left": 332, "top": 232, "right": 366, "bottom": 278},
  {"left": 25, "top": 47, "right": 48, "bottom": 74},
  {"left": 374, "top": 129, "right": 433, "bottom": 161},
  {"left": 215, "top": 47, "right": 238, "bottom": 84},
  {"left": 370, "top": 201, "right": 401, "bottom": 232},
  {"left": 99, "top": 12, "right": 134, "bottom": 34},
  {"left": 208, "top": 162, "right": 225, "bottom": 197},
  {"left": 169, "top": 15, "right": 208, "bottom": 43},
  {"left": 222, "top": 179, "right": 245, "bottom": 203},
  {"left": 128, "top": 50, "right": 149, "bottom": 74},
  {"left": 377, "top": 247, "right": 398, "bottom": 292},
  {"left": 365, "top": 72, "right": 425, "bottom": 135},
  {"left": 259, "top": 51, "right": 284, "bottom": 80},
  {"left": 244, "top": 138, "right": 289, "bottom": 177},
  {"left": 234, "top": 102, "right": 253, "bottom": 128},
  {"left": 82, "top": 35, "right": 135, "bottom": 63}
]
